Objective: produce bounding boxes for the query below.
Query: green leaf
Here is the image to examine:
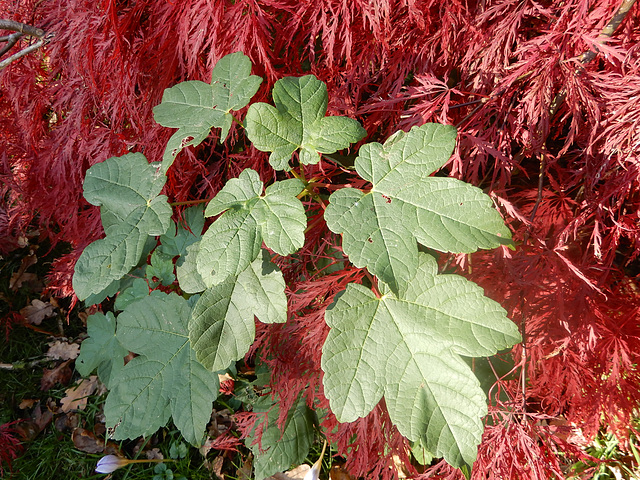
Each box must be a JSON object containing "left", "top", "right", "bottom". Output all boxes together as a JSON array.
[
  {"left": 146, "top": 250, "right": 176, "bottom": 287},
  {"left": 176, "top": 242, "right": 208, "bottom": 294},
  {"left": 105, "top": 292, "right": 219, "bottom": 446},
  {"left": 76, "top": 312, "right": 128, "bottom": 389},
  {"left": 321, "top": 253, "right": 521, "bottom": 468},
  {"left": 197, "top": 169, "right": 306, "bottom": 286},
  {"left": 73, "top": 153, "right": 172, "bottom": 301},
  {"left": 190, "top": 250, "right": 287, "bottom": 372},
  {"left": 246, "top": 75, "right": 366, "bottom": 170},
  {"left": 325, "top": 123, "right": 512, "bottom": 295},
  {"left": 159, "top": 205, "right": 205, "bottom": 259},
  {"left": 153, "top": 52, "right": 262, "bottom": 172},
  {"left": 246, "top": 394, "right": 315, "bottom": 480},
  {"left": 114, "top": 277, "right": 150, "bottom": 311}
]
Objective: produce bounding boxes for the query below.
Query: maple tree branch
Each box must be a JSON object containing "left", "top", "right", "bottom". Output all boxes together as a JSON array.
[{"left": 0, "top": 19, "right": 48, "bottom": 70}]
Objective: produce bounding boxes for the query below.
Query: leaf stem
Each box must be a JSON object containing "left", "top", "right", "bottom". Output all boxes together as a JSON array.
[{"left": 169, "top": 198, "right": 210, "bottom": 207}]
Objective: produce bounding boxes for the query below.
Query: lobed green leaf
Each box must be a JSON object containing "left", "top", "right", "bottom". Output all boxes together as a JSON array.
[
  {"left": 190, "top": 250, "right": 287, "bottom": 372},
  {"left": 246, "top": 75, "right": 366, "bottom": 170},
  {"left": 197, "top": 169, "right": 306, "bottom": 286},
  {"left": 153, "top": 52, "right": 262, "bottom": 172},
  {"left": 104, "top": 292, "right": 219, "bottom": 446},
  {"left": 325, "top": 123, "right": 512, "bottom": 295},
  {"left": 322, "top": 253, "right": 521, "bottom": 468}
]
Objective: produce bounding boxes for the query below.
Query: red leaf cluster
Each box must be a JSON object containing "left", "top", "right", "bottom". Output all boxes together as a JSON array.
[{"left": 2, "top": 0, "right": 640, "bottom": 478}]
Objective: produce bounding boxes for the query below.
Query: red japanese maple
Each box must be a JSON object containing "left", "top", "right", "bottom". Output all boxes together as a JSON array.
[{"left": 2, "top": 0, "right": 639, "bottom": 478}]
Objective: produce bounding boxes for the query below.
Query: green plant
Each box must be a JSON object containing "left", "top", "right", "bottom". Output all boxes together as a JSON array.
[{"left": 73, "top": 52, "right": 521, "bottom": 478}]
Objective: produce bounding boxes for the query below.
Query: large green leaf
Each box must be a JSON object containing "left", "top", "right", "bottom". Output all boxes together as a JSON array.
[
  {"left": 197, "top": 169, "right": 306, "bottom": 286},
  {"left": 75, "top": 312, "right": 128, "bottom": 389},
  {"left": 245, "top": 394, "right": 315, "bottom": 480},
  {"left": 190, "top": 250, "right": 287, "bottom": 372},
  {"left": 245, "top": 75, "right": 366, "bottom": 170},
  {"left": 153, "top": 52, "right": 262, "bottom": 172},
  {"left": 321, "top": 253, "right": 521, "bottom": 468},
  {"left": 104, "top": 292, "right": 219, "bottom": 446},
  {"left": 324, "top": 123, "right": 512, "bottom": 295},
  {"left": 73, "top": 153, "right": 172, "bottom": 301}
]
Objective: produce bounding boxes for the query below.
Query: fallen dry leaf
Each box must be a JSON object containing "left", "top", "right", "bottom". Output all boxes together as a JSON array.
[
  {"left": 18, "top": 398, "right": 37, "bottom": 410},
  {"left": 9, "top": 253, "right": 37, "bottom": 290},
  {"left": 72, "top": 427, "right": 105, "bottom": 454},
  {"left": 40, "top": 359, "right": 72, "bottom": 391},
  {"left": 211, "top": 455, "right": 225, "bottom": 479},
  {"left": 60, "top": 376, "right": 99, "bottom": 412},
  {"left": 267, "top": 464, "right": 311, "bottom": 480},
  {"left": 329, "top": 465, "right": 355, "bottom": 480},
  {"left": 47, "top": 340, "right": 80, "bottom": 361},
  {"left": 54, "top": 412, "right": 80, "bottom": 432},
  {"left": 237, "top": 454, "right": 253, "bottom": 480},
  {"left": 20, "top": 299, "right": 55, "bottom": 325}
]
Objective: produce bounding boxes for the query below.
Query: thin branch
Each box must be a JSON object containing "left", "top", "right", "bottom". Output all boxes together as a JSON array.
[
  {"left": 0, "top": 32, "right": 22, "bottom": 57},
  {"left": 0, "top": 19, "right": 48, "bottom": 70},
  {"left": 0, "top": 38, "right": 44, "bottom": 70},
  {"left": 0, "top": 19, "right": 45, "bottom": 38}
]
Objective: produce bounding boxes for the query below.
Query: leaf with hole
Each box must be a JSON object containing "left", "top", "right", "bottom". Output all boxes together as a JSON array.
[
  {"left": 153, "top": 52, "right": 262, "bottom": 172},
  {"left": 190, "top": 250, "right": 287, "bottom": 372},
  {"left": 325, "top": 123, "right": 512, "bottom": 295}
]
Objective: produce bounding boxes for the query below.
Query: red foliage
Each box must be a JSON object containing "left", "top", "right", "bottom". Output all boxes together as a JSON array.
[
  {"left": 2, "top": 0, "right": 640, "bottom": 478},
  {"left": 0, "top": 420, "right": 24, "bottom": 475}
]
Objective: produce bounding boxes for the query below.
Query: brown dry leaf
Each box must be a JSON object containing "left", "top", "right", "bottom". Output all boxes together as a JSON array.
[
  {"left": 60, "top": 376, "right": 99, "bottom": 412},
  {"left": 329, "top": 465, "right": 355, "bottom": 480},
  {"left": 237, "top": 454, "right": 253, "bottom": 480},
  {"left": 267, "top": 464, "right": 311, "bottom": 480},
  {"left": 20, "top": 299, "right": 55, "bottom": 325},
  {"left": 9, "top": 253, "right": 37, "bottom": 290},
  {"left": 40, "top": 359, "right": 72, "bottom": 391},
  {"left": 211, "top": 455, "right": 225, "bottom": 479},
  {"left": 18, "top": 398, "right": 37, "bottom": 410},
  {"left": 72, "top": 427, "right": 105, "bottom": 454},
  {"left": 54, "top": 412, "right": 80, "bottom": 432},
  {"left": 47, "top": 340, "right": 80, "bottom": 360}
]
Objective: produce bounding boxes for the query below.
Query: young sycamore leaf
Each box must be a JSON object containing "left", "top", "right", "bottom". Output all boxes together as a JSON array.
[
  {"left": 76, "top": 312, "right": 128, "bottom": 389},
  {"left": 197, "top": 168, "right": 306, "bottom": 286},
  {"left": 153, "top": 52, "right": 262, "bottom": 173},
  {"left": 245, "top": 394, "right": 315, "bottom": 480},
  {"left": 190, "top": 250, "right": 287, "bottom": 372},
  {"left": 245, "top": 75, "right": 366, "bottom": 170},
  {"left": 73, "top": 153, "right": 172, "bottom": 301},
  {"left": 321, "top": 253, "right": 521, "bottom": 468},
  {"left": 104, "top": 291, "right": 219, "bottom": 446},
  {"left": 158, "top": 204, "right": 205, "bottom": 259},
  {"left": 325, "top": 123, "right": 512, "bottom": 295}
]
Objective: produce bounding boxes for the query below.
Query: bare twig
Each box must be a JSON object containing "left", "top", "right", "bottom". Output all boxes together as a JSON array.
[
  {"left": 0, "top": 19, "right": 45, "bottom": 38},
  {"left": 0, "top": 18, "right": 48, "bottom": 70},
  {"left": 0, "top": 38, "right": 44, "bottom": 70}
]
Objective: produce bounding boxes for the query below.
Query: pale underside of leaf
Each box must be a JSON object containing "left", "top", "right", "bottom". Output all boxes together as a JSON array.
[
  {"left": 190, "top": 251, "right": 287, "bottom": 372},
  {"left": 322, "top": 253, "right": 521, "bottom": 468},
  {"left": 105, "top": 293, "right": 219, "bottom": 446}
]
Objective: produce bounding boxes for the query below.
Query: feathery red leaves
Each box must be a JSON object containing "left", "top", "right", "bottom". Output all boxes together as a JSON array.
[{"left": 2, "top": 0, "right": 640, "bottom": 478}]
